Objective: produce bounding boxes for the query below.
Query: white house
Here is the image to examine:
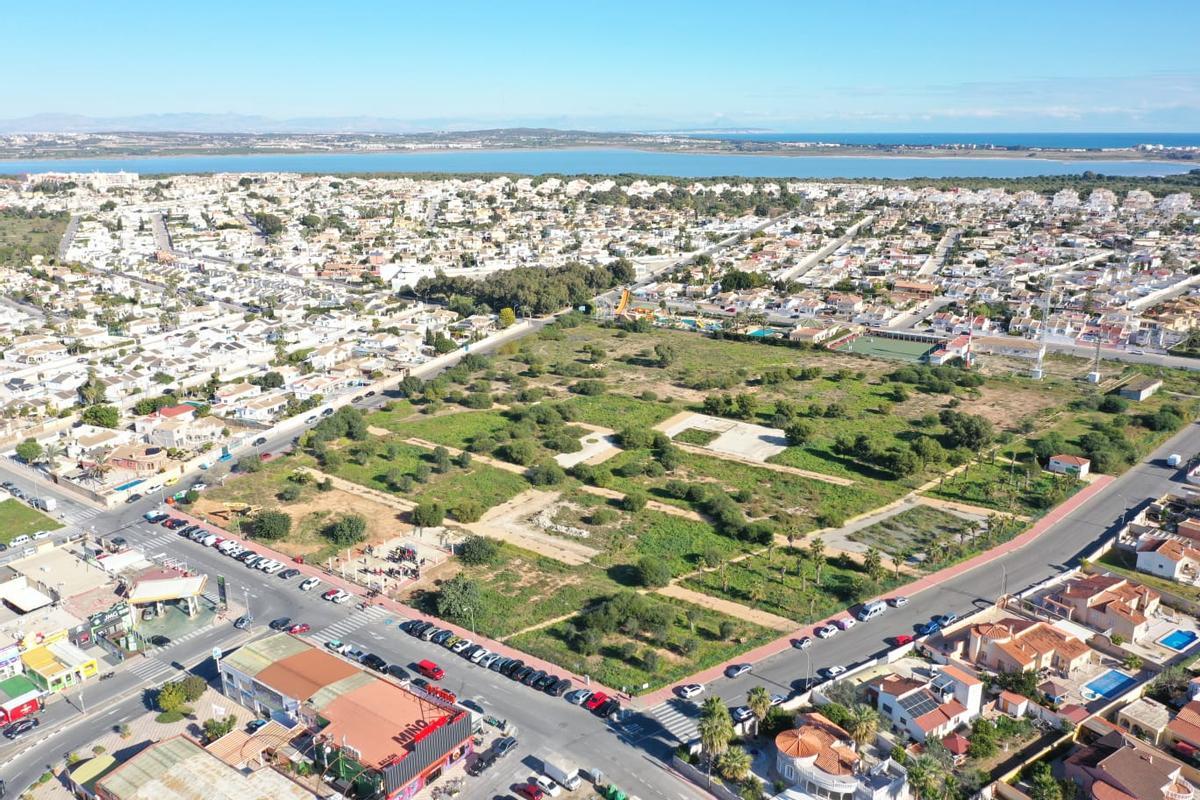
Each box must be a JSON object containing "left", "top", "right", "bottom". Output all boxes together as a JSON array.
[{"left": 1048, "top": 454, "right": 1091, "bottom": 478}]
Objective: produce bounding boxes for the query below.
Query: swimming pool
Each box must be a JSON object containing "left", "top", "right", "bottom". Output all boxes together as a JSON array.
[
  {"left": 113, "top": 478, "right": 144, "bottom": 492},
  {"left": 1084, "top": 669, "right": 1138, "bottom": 700},
  {"left": 1159, "top": 629, "right": 1199, "bottom": 651}
]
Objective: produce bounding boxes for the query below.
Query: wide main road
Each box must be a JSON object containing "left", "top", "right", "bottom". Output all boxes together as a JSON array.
[{"left": 630, "top": 420, "right": 1200, "bottom": 747}]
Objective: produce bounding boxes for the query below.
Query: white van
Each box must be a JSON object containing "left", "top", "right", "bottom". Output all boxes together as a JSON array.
[
  {"left": 857, "top": 601, "right": 887, "bottom": 622},
  {"left": 9, "top": 535, "right": 31, "bottom": 547}
]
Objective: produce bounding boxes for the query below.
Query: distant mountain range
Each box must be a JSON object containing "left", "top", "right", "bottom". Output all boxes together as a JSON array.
[
  {"left": 0, "top": 113, "right": 783, "bottom": 136},
  {"left": 0, "top": 113, "right": 463, "bottom": 134}
]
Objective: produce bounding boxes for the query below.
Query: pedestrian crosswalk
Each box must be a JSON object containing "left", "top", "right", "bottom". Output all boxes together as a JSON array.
[
  {"left": 140, "top": 531, "right": 175, "bottom": 548},
  {"left": 312, "top": 605, "right": 394, "bottom": 645},
  {"left": 649, "top": 698, "right": 701, "bottom": 744},
  {"left": 127, "top": 656, "right": 175, "bottom": 683},
  {"left": 58, "top": 505, "right": 102, "bottom": 526}
]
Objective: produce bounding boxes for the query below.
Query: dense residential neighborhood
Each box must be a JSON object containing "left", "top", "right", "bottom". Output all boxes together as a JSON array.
[{"left": 0, "top": 168, "right": 1198, "bottom": 800}]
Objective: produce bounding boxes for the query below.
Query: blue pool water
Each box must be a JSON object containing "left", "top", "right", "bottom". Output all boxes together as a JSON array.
[
  {"left": 1085, "top": 670, "right": 1138, "bottom": 700},
  {"left": 747, "top": 328, "right": 775, "bottom": 338},
  {"left": 113, "top": 478, "right": 144, "bottom": 492},
  {"left": 1160, "top": 630, "right": 1199, "bottom": 651}
]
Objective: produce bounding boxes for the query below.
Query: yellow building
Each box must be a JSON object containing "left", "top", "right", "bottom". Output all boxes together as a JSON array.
[{"left": 22, "top": 639, "right": 99, "bottom": 693}]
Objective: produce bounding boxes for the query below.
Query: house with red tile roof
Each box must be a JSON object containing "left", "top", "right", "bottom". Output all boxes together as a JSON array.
[
  {"left": 774, "top": 712, "right": 910, "bottom": 800},
  {"left": 965, "top": 617, "right": 1093, "bottom": 677},
  {"left": 1063, "top": 729, "right": 1196, "bottom": 800},
  {"left": 866, "top": 662, "right": 982, "bottom": 743},
  {"left": 1049, "top": 574, "right": 1160, "bottom": 642},
  {"left": 1136, "top": 538, "right": 1200, "bottom": 584}
]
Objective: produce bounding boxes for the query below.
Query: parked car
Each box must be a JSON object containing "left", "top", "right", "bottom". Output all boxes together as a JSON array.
[
  {"left": 343, "top": 645, "right": 366, "bottom": 662},
  {"left": 546, "top": 678, "right": 571, "bottom": 697},
  {"left": 725, "top": 663, "right": 752, "bottom": 679},
  {"left": 494, "top": 735, "right": 518, "bottom": 757},
  {"left": 246, "top": 719, "right": 268, "bottom": 733},
  {"left": 279, "top": 568, "right": 301, "bottom": 579},
  {"left": 792, "top": 636, "right": 814, "bottom": 650},
  {"left": 595, "top": 698, "right": 621, "bottom": 718},
  {"left": 821, "top": 665, "right": 847, "bottom": 679},
  {"left": 933, "top": 612, "right": 958, "bottom": 628},
  {"left": 416, "top": 660, "right": 445, "bottom": 680},
  {"left": 815, "top": 624, "right": 838, "bottom": 639},
  {"left": 321, "top": 588, "right": 342, "bottom": 601},
  {"left": 287, "top": 623, "right": 311, "bottom": 635},
  {"left": 835, "top": 617, "right": 856, "bottom": 631},
  {"left": 3, "top": 718, "right": 39, "bottom": 740},
  {"left": 889, "top": 596, "right": 909, "bottom": 608},
  {"left": 892, "top": 634, "right": 915, "bottom": 646},
  {"left": 387, "top": 664, "right": 411, "bottom": 683},
  {"left": 325, "top": 639, "right": 348, "bottom": 654},
  {"left": 234, "top": 615, "right": 252, "bottom": 630},
  {"left": 253, "top": 437, "right": 268, "bottom": 446},
  {"left": 331, "top": 590, "right": 352, "bottom": 604},
  {"left": 299, "top": 577, "right": 320, "bottom": 591},
  {"left": 430, "top": 629, "right": 454, "bottom": 645},
  {"left": 513, "top": 666, "right": 534, "bottom": 683},
  {"left": 144, "top": 512, "right": 168, "bottom": 523},
  {"left": 361, "top": 654, "right": 388, "bottom": 672},
  {"left": 523, "top": 669, "right": 546, "bottom": 687},
  {"left": 676, "top": 683, "right": 704, "bottom": 699},
  {"left": 450, "top": 639, "right": 474, "bottom": 654},
  {"left": 564, "top": 689, "right": 591, "bottom": 706},
  {"left": 731, "top": 706, "right": 754, "bottom": 723},
  {"left": 916, "top": 621, "right": 942, "bottom": 636},
  {"left": 584, "top": 692, "right": 609, "bottom": 711},
  {"left": 532, "top": 776, "right": 562, "bottom": 797},
  {"left": 269, "top": 617, "right": 292, "bottom": 631},
  {"left": 125, "top": 493, "right": 143, "bottom": 504}
]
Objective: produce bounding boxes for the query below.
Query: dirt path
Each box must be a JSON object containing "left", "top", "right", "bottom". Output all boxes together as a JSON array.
[
  {"left": 654, "top": 584, "right": 797, "bottom": 631},
  {"left": 673, "top": 439, "right": 855, "bottom": 486},
  {"left": 917, "top": 495, "right": 1025, "bottom": 519},
  {"left": 577, "top": 485, "right": 706, "bottom": 522},
  {"left": 464, "top": 488, "right": 599, "bottom": 565},
  {"left": 403, "top": 437, "right": 530, "bottom": 476},
  {"left": 298, "top": 467, "right": 417, "bottom": 512},
  {"left": 496, "top": 610, "right": 580, "bottom": 642}
]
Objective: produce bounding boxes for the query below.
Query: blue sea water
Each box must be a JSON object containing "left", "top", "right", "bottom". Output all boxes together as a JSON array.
[
  {"left": 0, "top": 148, "right": 1194, "bottom": 178},
  {"left": 684, "top": 132, "right": 1200, "bottom": 149}
]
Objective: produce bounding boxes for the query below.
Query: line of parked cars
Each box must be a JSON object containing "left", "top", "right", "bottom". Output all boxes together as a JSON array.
[
  {"left": 145, "top": 511, "right": 315, "bottom": 586},
  {"left": 400, "top": 620, "right": 585, "bottom": 704}
]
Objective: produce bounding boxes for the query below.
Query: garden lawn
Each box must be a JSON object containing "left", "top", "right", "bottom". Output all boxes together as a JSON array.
[
  {"left": 0, "top": 499, "right": 63, "bottom": 542},
  {"left": 329, "top": 440, "right": 528, "bottom": 513},
  {"left": 565, "top": 393, "right": 678, "bottom": 430},
  {"left": 507, "top": 595, "right": 775, "bottom": 694},
  {"left": 362, "top": 401, "right": 417, "bottom": 432},
  {"left": 399, "top": 410, "right": 512, "bottom": 449},
  {"left": 681, "top": 547, "right": 908, "bottom": 624},
  {"left": 1098, "top": 549, "right": 1199, "bottom": 604},
  {"left": 590, "top": 509, "right": 755, "bottom": 579}
]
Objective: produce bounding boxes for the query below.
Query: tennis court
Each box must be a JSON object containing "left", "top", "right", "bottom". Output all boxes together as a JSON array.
[{"left": 835, "top": 334, "right": 935, "bottom": 362}]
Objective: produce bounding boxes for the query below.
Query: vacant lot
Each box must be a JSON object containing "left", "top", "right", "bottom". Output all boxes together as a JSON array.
[
  {"left": 847, "top": 505, "right": 981, "bottom": 572},
  {"left": 0, "top": 209, "right": 68, "bottom": 265},
  {"left": 508, "top": 594, "right": 775, "bottom": 693},
  {"left": 0, "top": 499, "right": 63, "bottom": 541},
  {"left": 194, "top": 457, "right": 407, "bottom": 561},
  {"left": 682, "top": 547, "right": 907, "bottom": 624}
]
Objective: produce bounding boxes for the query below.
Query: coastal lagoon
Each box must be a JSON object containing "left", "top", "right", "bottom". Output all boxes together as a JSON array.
[{"left": 0, "top": 148, "right": 1195, "bottom": 178}]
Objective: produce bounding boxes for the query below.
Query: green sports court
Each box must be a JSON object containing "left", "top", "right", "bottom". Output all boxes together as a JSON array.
[{"left": 834, "top": 334, "right": 937, "bottom": 362}]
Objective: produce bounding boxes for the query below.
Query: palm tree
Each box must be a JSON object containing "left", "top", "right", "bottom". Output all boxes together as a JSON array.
[
  {"left": 747, "top": 686, "right": 772, "bottom": 734},
  {"left": 698, "top": 696, "right": 734, "bottom": 770},
  {"left": 906, "top": 755, "right": 943, "bottom": 800},
  {"left": 716, "top": 746, "right": 752, "bottom": 782},
  {"left": 808, "top": 536, "right": 827, "bottom": 586},
  {"left": 863, "top": 547, "right": 884, "bottom": 585},
  {"left": 845, "top": 704, "right": 880, "bottom": 754}
]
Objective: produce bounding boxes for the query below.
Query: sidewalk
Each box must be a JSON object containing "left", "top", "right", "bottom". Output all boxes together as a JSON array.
[{"left": 631, "top": 473, "right": 1115, "bottom": 708}]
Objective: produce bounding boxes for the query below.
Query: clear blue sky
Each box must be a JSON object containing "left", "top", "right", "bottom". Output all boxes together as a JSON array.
[{"left": 5, "top": 0, "right": 1199, "bottom": 131}]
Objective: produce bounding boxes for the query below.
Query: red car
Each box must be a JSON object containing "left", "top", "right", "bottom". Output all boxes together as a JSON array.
[
  {"left": 321, "top": 589, "right": 341, "bottom": 601},
  {"left": 584, "top": 691, "right": 609, "bottom": 711},
  {"left": 259, "top": 452, "right": 273, "bottom": 461},
  {"left": 515, "top": 784, "right": 544, "bottom": 800},
  {"left": 288, "top": 623, "right": 311, "bottom": 635},
  {"left": 892, "top": 634, "right": 915, "bottom": 646}
]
